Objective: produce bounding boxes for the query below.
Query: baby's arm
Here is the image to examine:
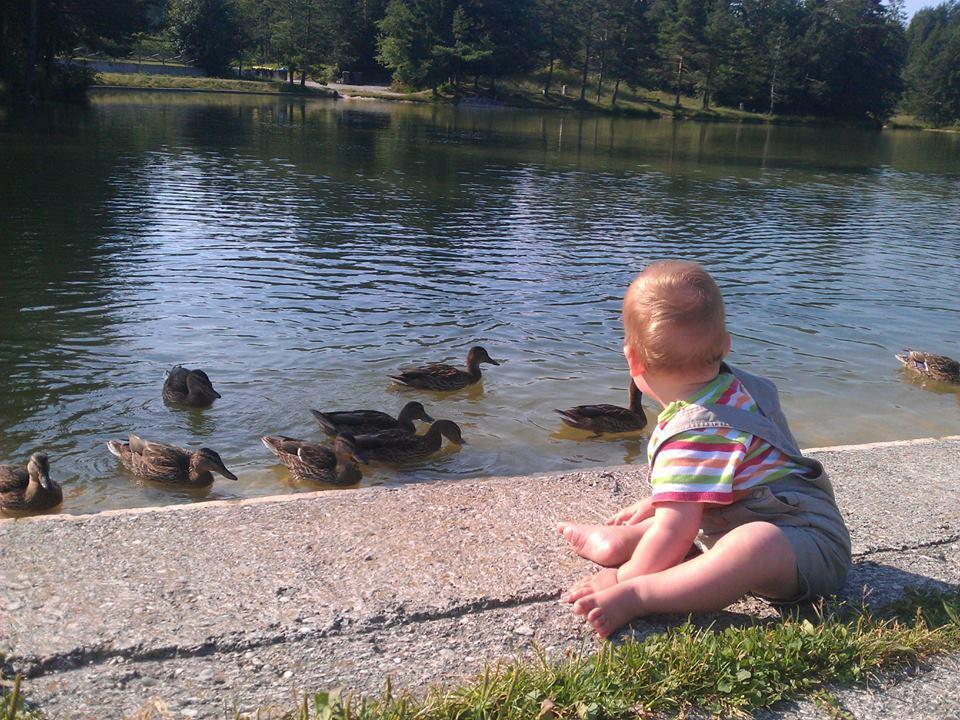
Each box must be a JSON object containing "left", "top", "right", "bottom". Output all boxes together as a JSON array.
[
  {"left": 606, "top": 495, "right": 655, "bottom": 525},
  {"left": 615, "top": 501, "right": 703, "bottom": 581}
]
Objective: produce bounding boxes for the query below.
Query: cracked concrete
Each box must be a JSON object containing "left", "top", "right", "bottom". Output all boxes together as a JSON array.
[{"left": 2, "top": 436, "right": 959, "bottom": 719}]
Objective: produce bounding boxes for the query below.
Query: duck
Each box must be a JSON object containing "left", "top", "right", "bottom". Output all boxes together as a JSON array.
[
  {"left": 163, "top": 365, "right": 221, "bottom": 407},
  {"left": 311, "top": 401, "right": 434, "bottom": 437},
  {"left": 262, "top": 433, "right": 363, "bottom": 485},
  {"left": 895, "top": 350, "right": 960, "bottom": 385},
  {"left": 0, "top": 453, "right": 63, "bottom": 512},
  {"left": 390, "top": 346, "right": 500, "bottom": 391},
  {"left": 556, "top": 381, "right": 648, "bottom": 434},
  {"left": 107, "top": 434, "right": 238, "bottom": 486},
  {"left": 354, "top": 419, "right": 466, "bottom": 462}
]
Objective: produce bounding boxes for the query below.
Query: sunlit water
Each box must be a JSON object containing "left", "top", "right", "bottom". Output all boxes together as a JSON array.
[{"left": 1, "top": 91, "right": 958, "bottom": 515}]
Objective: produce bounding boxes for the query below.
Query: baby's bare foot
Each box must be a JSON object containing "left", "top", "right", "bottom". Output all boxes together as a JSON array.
[
  {"left": 561, "top": 567, "right": 619, "bottom": 603},
  {"left": 556, "top": 522, "right": 636, "bottom": 566},
  {"left": 572, "top": 582, "right": 645, "bottom": 639}
]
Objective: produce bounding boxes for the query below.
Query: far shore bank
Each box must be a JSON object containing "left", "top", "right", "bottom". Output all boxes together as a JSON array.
[{"left": 84, "top": 72, "right": 957, "bottom": 131}]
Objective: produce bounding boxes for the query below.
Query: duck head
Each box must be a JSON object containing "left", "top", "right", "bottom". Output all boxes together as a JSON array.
[
  {"left": 193, "top": 448, "right": 238, "bottom": 480},
  {"left": 398, "top": 401, "right": 434, "bottom": 424},
  {"left": 431, "top": 420, "right": 466, "bottom": 445},
  {"left": 186, "top": 370, "right": 221, "bottom": 402},
  {"left": 467, "top": 346, "right": 500, "bottom": 367},
  {"left": 27, "top": 453, "right": 52, "bottom": 490}
]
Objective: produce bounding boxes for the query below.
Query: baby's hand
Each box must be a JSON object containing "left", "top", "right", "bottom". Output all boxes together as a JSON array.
[{"left": 606, "top": 497, "right": 653, "bottom": 525}]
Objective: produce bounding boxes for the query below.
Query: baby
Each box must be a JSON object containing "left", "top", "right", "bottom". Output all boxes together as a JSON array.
[{"left": 558, "top": 260, "right": 851, "bottom": 638}]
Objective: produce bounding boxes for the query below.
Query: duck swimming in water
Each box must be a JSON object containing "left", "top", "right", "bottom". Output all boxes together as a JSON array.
[
  {"left": 895, "top": 350, "right": 960, "bottom": 385},
  {"left": 311, "top": 401, "right": 434, "bottom": 437},
  {"left": 0, "top": 453, "right": 63, "bottom": 512},
  {"left": 262, "top": 433, "right": 363, "bottom": 485},
  {"left": 107, "top": 434, "right": 237, "bottom": 486},
  {"left": 390, "top": 346, "right": 500, "bottom": 391},
  {"left": 163, "top": 366, "right": 221, "bottom": 407},
  {"left": 354, "top": 419, "right": 466, "bottom": 462},
  {"left": 556, "top": 381, "right": 648, "bottom": 434}
]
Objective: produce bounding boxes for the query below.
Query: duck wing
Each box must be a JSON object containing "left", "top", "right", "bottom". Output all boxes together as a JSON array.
[
  {"left": 0, "top": 464, "right": 28, "bottom": 494},
  {"left": 555, "top": 404, "right": 647, "bottom": 433},
  {"left": 391, "top": 363, "right": 471, "bottom": 390},
  {"left": 311, "top": 409, "right": 396, "bottom": 436},
  {"left": 130, "top": 436, "right": 190, "bottom": 481}
]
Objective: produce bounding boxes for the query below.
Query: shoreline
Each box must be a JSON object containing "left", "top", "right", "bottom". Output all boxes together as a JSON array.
[{"left": 4, "top": 434, "right": 959, "bottom": 525}]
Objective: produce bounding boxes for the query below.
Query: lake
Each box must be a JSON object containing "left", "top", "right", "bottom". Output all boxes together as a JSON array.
[{"left": 1, "top": 90, "right": 958, "bottom": 515}]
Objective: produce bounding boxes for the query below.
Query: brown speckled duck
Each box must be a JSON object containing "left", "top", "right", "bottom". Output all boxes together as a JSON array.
[
  {"left": 0, "top": 453, "right": 63, "bottom": 512},
  {"left": 107, "top": 434, "right": 237, "bottom": 486},
  {"left": 354, "top": 419, "right": 466, "bottom": 462},
  {"left": 896, "top": 350, "right": 960, "bottom": 385},
  {"left": 262, "top": 434, "right": 363, "bottom": 485},
  {"left": 311, "top": 401, "right": 434, "bottom": 437},
  {"left": 556, "top": 381, "right": 648, "bottom": 434},
  {"left": 163, "top": 366, "right": 221, "bottom": 407},
  {"left": 391, "top": 346, "right": 500, "bottom": 391}
]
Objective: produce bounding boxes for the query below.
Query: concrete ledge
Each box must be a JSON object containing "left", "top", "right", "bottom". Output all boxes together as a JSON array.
[{"left": 3, "top": 437, "right": 960, "bottom": 718}]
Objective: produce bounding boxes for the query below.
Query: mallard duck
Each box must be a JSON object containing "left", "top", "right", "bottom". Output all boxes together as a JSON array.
[
  {"left": 0, "top": 453, "right": 63, "bottom": 512},
  {"left": 354, "top": 420, "right": 465, "bottom": 462},
  {"left": 107, "top": 434, "right": 238, "bottom": 486},
  {"left": 896, "top": 350, "right": 960, "bottom": 384},
  {"left": 556, "top": 381, "right": 647, "bottom": 434},
  {"left": 390, "top": 346, "right": 500, "bottom": 391},
  {"left": 311, "top": 401, "right": 434, "bottom": 437},
  {"left": 163, "top": 365, "right": 221, "bottom": 407},
  {"left": 262, "top": 433, "right": 363, "bottom": 485}
]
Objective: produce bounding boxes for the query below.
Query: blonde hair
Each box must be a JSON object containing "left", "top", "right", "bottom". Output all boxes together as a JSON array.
[{"left": 622, "top": 260, "right": 728, "bottom": 374}]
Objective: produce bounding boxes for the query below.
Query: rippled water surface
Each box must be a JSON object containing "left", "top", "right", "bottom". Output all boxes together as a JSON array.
[{"left": 2, "top": 91, "right": 958, "bottom": 515}]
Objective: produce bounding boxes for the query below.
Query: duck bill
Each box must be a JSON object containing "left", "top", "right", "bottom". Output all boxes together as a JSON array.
[
  {"left": 39, "top": 471, "right": 52, "bottom": 490},
  {"left": 488, "top": 359, "right": 501, "bottom": 366},
  {"left": 422, "top": 413, "right": 435, "bottom": 423},
  {"left": 217, "top": 464, "right": 239, "bottom": 481}
]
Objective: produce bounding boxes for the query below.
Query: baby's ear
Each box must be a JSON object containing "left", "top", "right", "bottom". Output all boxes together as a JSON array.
[{"left": 623, "top": 343, "right": 645, "bottom": 376}]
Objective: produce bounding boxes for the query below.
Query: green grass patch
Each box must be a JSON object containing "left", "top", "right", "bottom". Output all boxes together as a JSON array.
[
  {"left": 241, "top": 591, "right": 960, "bottom": 720},
  {"left": 1, "top": 671, "right": 42, "bottom": 720},
  {"left": 94, "top": 73, "right": 338, "bottom": 98}
]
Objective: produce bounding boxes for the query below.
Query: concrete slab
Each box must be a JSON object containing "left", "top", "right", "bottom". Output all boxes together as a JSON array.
[{"left": 2, "top": 437, "right": 960, "bottom": 719}]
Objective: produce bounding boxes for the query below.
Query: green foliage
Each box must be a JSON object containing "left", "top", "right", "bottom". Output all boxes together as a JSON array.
[
  {"left": 903, "top": 0, "right": 960, "bottom": 125},
  {"left": 167, "top": 0, "right": 242, "bottom": 76},
  {"left": 0, "top": 0, "right": 157, "bottom": 97}
]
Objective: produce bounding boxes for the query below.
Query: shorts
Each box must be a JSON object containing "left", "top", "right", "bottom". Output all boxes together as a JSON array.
[{"left": 696, "top": 474, "right": 853, "bottom": 603}]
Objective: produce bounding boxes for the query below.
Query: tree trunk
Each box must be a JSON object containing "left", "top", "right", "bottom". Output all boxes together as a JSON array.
[
  {"left": 544, "top": 57, "right": 554, "bottom": 95},
  {"left": 701, "top": 60, "right": 714, "bottom": 109},
  {"left": 27, "top": 0, "right": 38, "bottom": 92},
  {"left": 596, "top": 53, "right": 605, "bottom": 103},
  {"left": 300, "top": 70, "right": 306, "bottom": 86},
  {"left": 673, "top": 54, "right": 683, "bottom": 109},
  {"left": 611, "top": 76, "right": 621, "bottom": 109},
  {"left": 579, "top": 5, "right": 594, "bottom": 103}
]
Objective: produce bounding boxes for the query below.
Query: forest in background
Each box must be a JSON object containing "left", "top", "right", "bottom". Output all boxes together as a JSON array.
[{"left": 0, "top": 0, "right": 958, "bottom": 125}]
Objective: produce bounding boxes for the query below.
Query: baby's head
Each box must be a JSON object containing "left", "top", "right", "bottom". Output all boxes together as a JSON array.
[{"left": 622, "top": 260, "right": 729, "bottom": 379}]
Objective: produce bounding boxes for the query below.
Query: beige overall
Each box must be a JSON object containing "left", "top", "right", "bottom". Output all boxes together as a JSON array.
[{"left": 648, "top": 364, "right": 852, "bottom": 601}]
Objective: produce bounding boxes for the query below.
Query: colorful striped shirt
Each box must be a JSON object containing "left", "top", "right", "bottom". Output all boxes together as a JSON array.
[{"left": 648, "top": 371, "right": 808, "bottom": 505}]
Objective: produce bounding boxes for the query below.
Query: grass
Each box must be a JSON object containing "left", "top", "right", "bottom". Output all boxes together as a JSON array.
[
  {"left": 114, "top": 591, "right": 960, "bottom": 719},
  {"left": 94, "top": 73, "right": 338, "bottom": 97}
]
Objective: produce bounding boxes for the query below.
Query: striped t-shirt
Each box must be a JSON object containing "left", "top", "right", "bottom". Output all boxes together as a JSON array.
[{"left": 648, "top": 370, "right": 808, "bottom": 505}]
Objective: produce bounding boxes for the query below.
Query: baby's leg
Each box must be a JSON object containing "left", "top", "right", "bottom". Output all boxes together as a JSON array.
[
  {"left": 556, "top": 518, "right": 654, "bottom": 566},
  {"left": 573, "top": 521, "right": 800, "bottom": 638}
]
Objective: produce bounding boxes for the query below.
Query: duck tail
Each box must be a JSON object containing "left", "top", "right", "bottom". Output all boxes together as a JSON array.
[
  {"left": 389, "top": 374, "right": 411, "bottom": 387},
  {"left": 310, "top": 410, "right": 338, "bottom": 436},
  {"left": 895, "top": 350, "right": 914, "bottom": 366}
]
